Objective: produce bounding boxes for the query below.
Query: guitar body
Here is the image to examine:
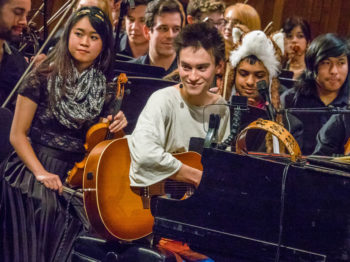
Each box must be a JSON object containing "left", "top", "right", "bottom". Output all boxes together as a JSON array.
[
  {"left": 67, "top": 125, "right": 124, "bottom": 188},
  {"left": 82, "top": 137, "right": 202, "bottom": 241},
  {"left": 67, "top": 73, "right": 127, "bottom": 188}
]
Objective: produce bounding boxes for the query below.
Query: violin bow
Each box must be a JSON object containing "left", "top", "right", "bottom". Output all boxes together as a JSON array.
[{"left": 2, "top": 0, "right": 79, "bottom": 108}]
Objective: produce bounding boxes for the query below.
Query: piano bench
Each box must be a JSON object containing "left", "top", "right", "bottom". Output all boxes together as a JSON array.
[{"left": 71, "top": 235, "right": 178, "bottom": 262}]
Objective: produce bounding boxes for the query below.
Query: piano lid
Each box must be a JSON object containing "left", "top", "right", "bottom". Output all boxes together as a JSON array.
[{"left": 151, "top": 148, "right": 350, "bottom": 261}]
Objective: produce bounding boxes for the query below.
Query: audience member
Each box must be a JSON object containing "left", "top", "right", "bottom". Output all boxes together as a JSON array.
[
  {"left": 131, "top": 0, "right": 185, "bottom": 76},
  {"left": 186, "top": 0, "right": 226, "bottom": 35},
  {"left": 281, "top": 33, "right": 350, "bottom": 155},
  {"left": 282, "top": 16, "right": 311, "bottom": 80},
  {"left": 223, "top": 3, "right": 261, "bottom": 46},
  {"left": 117, "top": 0, "right": 149, "bottom": 58}
]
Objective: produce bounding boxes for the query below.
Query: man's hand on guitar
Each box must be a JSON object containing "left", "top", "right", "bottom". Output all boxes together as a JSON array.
[
  {"left": 171, "top": 164, "right": 203, "bottom": 188},
  {"left": 107, "top": 111, "right": 128, "bottom": 133}
]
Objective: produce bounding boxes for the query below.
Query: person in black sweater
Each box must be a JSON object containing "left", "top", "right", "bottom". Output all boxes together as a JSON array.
[
  {"left": 313, "top": 113, "right": 350, "bottom": 156},
  {"left": 281, "top": 33, "right": 350, "bottom": 155}
]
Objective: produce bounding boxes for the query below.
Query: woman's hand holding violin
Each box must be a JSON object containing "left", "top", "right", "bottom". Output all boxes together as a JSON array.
[
  {"left": 107, "top": 111, "right": 127, "bottom": 133},
  {"left": 34, "top": 170, "right": 63, "bottom": 195}
]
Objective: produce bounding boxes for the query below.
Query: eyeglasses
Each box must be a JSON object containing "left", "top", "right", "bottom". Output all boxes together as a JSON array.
[
  {"left": 224, "top": 18, "right": 244, "bottom": 28},
  {"left": 202, "top": 17, "right": 227, "bottom": 29}
]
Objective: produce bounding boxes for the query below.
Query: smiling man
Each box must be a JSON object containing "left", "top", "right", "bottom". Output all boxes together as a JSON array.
[
  {"left": 127, "top": 22, "right": 229, "bottom": 188},
  {"left": 131, "top": 0, "right": 185, "bottom": 76},
  {"left": 0, "top": 0, "right": 30, "bottom": 107}
]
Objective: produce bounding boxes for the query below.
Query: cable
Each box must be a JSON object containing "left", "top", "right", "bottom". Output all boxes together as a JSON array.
[
  {"left": 275, "top": 163, "right": 291, "bottom": 262},
  {"left": 218, "top": 96, "right": 248, "bottom": 150},
  {"left": 218, "top": 107, "right": 242, "bottom": 150},
  {"left": 55, "top": 190, "right": 77, "bottom": 260},
  {"left": 284, "top": 110, "right": 291, "bottom": 132}
]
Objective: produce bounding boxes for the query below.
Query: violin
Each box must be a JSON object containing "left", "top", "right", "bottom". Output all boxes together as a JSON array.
[{"left": 66, "top": 73, "right": 128, "bottom": 188}]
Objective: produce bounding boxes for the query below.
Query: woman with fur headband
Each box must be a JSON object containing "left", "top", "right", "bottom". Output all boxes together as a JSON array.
[{"left": 228, "top": 30, "right": 303, "bottom": 153}]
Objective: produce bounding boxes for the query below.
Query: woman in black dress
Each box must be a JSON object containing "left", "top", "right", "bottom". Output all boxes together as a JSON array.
[{"left": 0, "top": 6, "right": 127, "bottom": 262}]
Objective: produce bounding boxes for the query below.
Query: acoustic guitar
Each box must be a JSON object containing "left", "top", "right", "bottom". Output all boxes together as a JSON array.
[
  {"left": 66, "top": 73, "right": 127, "bottom": 188},
  {"left": 82, "top": 137, "right": 203, "bottom": 241}
]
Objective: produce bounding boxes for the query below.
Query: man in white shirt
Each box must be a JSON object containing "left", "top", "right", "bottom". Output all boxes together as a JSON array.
[{"left": 128, "top": 22, "right": 229, "bottom": 188}]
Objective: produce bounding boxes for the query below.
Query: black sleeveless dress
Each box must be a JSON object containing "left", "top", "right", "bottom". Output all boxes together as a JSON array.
[{"left": 0, "top": 70, "right": 116, "bottom": 262}]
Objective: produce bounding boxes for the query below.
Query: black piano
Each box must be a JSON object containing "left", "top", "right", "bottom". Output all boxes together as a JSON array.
[{"left": 151, "top": 148, "right": 350, "bottom": 262}]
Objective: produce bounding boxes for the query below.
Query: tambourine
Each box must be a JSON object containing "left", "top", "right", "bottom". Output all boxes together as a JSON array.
[{"left": 236, "top": 118, "right": 302, "bottom": 162}]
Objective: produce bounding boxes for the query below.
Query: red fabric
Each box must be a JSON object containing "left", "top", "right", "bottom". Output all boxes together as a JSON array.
[{"left": 158, "top": 238, "right": 209, "bottom": 261}]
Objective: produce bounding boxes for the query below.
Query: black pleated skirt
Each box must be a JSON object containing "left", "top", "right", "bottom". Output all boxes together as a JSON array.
[{"left": 0, "top": 146, "right": 88, "bottom": 262}]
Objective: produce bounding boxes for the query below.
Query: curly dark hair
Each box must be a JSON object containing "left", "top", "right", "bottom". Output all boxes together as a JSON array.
[
  {"left": 174, "top": 22, "right": 225, "bottom": 65},
  {"left": 187, "top": 0, "right": 225, "bottom": 22},
  {"left": 145, "top": 0, "right": 185, "bottom": 29}
]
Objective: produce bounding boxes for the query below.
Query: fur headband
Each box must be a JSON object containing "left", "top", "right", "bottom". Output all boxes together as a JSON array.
[{"left": 229, "top": 30, "right": 280, "bottom": 81}]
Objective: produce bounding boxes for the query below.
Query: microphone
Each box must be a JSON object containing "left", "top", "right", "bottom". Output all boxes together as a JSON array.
[
  {"left": 204, "top": 114, "right": 220, "bottom": 148},
  {"left": 257, "top": 80, "right": 275, "bottom": 121}
]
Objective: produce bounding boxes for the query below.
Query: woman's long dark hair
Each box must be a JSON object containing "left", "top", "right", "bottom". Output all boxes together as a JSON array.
[
  {"left": 282, "top": 16, "right": 311, "bottom": 43},
  {"left": 37, "top": 6, "right": 114, "bottom": 108},
  {"left": 296, "top": 33, "right": 350, "bottom": 96},
  {"left": 50, "top": 6, "right": 113, "bottom": 75}
]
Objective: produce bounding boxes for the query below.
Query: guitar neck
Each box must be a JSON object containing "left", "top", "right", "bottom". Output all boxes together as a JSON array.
[
  {"left": 106, "top": 97, "right": 123, "bottom": 140},
  {"left": 135, "top": 180, "right": 194, "bottom": 198}
]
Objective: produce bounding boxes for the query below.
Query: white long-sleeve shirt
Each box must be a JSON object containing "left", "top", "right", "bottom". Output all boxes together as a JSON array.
[{"left": 127, "top": 86, "right": 230, "bottom": 187}]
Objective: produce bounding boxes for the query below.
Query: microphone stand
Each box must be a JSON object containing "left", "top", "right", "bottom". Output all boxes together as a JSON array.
[
  {"left": 217, "top": 96, "right": 248, "bottom": 151},
  {"left": 257, "top": 80, "right": 280, "bottom": 153},
  {"left": 114, "top": 0, "right": 135, "bottom": 53},
  {"left": 204, "top": 114, "right": 221, "bottom": 148},
  {"left": 257, "top": 80, "right": 275, "bottom": 121},
  {"left": 279, "top": 107, "right": 350, "bottom": 114}
]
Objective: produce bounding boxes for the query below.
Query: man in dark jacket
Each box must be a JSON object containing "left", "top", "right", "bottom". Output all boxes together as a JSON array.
[
  {"left": 281, "top": 33, "right": 350, "bottom": 155},
  {"left": 0, "top": 0, "right": 29, "bottom": 107},
  {"left": 131, "top": 0, "right": 185, "bottom": 77}
]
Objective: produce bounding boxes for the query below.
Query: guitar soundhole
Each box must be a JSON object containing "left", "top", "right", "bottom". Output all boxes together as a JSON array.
[{"left": 164, "top": 181, "right": 194, "bottom": 199}]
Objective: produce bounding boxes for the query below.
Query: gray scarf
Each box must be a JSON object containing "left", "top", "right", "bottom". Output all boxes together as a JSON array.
[{"left": 49, "top": 66, "right": 106, "bottom": 129}]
